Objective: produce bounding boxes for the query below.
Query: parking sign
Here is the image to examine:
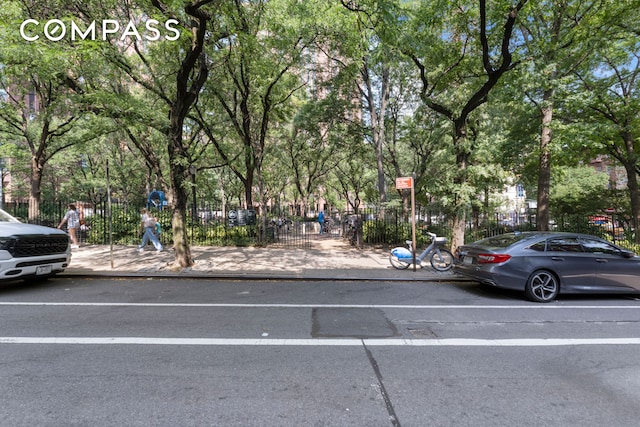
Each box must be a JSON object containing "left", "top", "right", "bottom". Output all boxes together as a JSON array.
[{"left": 395, "top": 177, "right": 413, "bottom": 190}]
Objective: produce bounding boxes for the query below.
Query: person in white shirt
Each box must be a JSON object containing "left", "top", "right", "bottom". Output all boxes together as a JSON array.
[
  {"left": 58, "top": 204, "right": 81, "bottom": 249},
  {"left": 138, "top": 208, "right": 163, "bottom": 253}
]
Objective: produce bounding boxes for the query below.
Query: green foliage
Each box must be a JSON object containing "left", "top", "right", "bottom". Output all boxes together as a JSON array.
[
  {"left": 187, "top": 222, "right": 257, "bottom": 247},
  {"left": 361, "top": 220, "right": 447, "bottom": 247},
  {"left": 2, "top": 0, "right": 640, "bottom": 251},
  {"left": 616, "top": 240, "right": 640, "bottom": 255},
  {"left": 83, "top": 206, "right": 260, "bottom": 246},
  {"left": 362, "top": 220, "right": 408, "bottom": 246},
  {"left": 550, "top": 166, "right": 610, "bottom": 217},
  {"left": 85, "top": 206, "right": 142, "bottom": 245}
]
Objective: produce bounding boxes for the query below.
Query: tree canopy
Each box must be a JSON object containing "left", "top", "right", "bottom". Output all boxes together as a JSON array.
[{"left": 2, "top": 0, "right": 640, "bottom": 264}]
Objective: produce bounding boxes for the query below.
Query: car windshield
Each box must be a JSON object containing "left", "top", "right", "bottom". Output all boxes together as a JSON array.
[
  {"left": 473, "top": 233, "right": 537, "bottom": 249},
  {"left": 0, "top": 209, "right": 21, "bottom": 223}
]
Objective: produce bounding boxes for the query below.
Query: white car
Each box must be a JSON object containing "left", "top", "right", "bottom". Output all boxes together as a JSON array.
[{"left": 0, "top": 208, "right": 71, "bottom": 280}]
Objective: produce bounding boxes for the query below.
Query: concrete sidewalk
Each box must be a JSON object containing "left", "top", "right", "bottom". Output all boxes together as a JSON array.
[{"left": 62, "top": 239, "right": 464, "bottom": 282}]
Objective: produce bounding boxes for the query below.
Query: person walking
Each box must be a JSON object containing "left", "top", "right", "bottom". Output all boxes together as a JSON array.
[
  {"left": 318, "top": 210, "right": 325, "bottom": 235},
  {"left": 58, "top": 204, "right": 81, "bottom": 249},
  {"left": 138, "top": 208, "right": 163, "bottom": 253}
]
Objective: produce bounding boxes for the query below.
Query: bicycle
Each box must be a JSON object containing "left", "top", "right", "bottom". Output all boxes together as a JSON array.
[
  {"left": 322, "top": 218, "right": 332, "bottom": 235},
  {"left": 389, "top": 232, "right": 454, "bottom": 271},
  {"left": 343, "top": 215, "right": 360, "bottom": 246}
]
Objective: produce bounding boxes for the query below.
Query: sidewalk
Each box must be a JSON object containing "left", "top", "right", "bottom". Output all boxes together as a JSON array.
[{"left": 62, "top": 238, "right": 465, "bottom": 282}]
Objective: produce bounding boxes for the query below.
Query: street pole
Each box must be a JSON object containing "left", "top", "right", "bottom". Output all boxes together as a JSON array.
[
  {"left": 106, "top": 158, "right": 113, "bottom": 269},
  {"left": 411, "top": 173, "right": 417, "bottom": 272},
  {"left": 0, "top": 160, "right": 4, "bottom": 211},
  {"left": 189, "top": 165, "right": 197, "bottom": 221},
  {"left": 395, "top": 175, "right": 417, "bottom": 271}
]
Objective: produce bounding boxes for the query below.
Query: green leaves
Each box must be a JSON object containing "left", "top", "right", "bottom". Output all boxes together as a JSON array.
[
  {"left": 0, "top": 0, "right": 638, "bottom": 242},
  {"left": 550, "top": 166, "right": 609, "bottom": 216}
]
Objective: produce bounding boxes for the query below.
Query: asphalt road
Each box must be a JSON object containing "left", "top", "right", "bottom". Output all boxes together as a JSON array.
[{"left": 1, "top": 277, "right": 640, "bottom": 427}]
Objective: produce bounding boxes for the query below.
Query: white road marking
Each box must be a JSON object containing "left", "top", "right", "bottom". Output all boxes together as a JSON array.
[
  {"left": 1, "top": 302, "right": 639, "bottom": 309},
  {"left": 1, "top": 337, "right": 640, "bottom": 346},
  {"left": 2, "top": 302, "right": 639, "bottom": 346}
]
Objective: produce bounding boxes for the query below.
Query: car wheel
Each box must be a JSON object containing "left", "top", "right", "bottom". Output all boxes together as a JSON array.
[{"left": 525, "top": 270, "right": 559, "bottom": 303}]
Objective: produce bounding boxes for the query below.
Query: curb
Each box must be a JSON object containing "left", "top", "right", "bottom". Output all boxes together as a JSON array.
[
  {"left": 62, "top": 244, "right": 472, "bottom": 283},
  {"left": 58, "top": 271, "right": 471, "bottom": 282}
]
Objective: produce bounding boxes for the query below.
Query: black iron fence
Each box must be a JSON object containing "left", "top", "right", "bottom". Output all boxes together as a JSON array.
[
  {"left": 326, "top": 207, "right": 635, "bottom": 250},
  {"left": 6, "top": 201, "right": 634, "bottom": 250},
  {"left": 6, "top": 200, "right": 314, "bottom": 248}
]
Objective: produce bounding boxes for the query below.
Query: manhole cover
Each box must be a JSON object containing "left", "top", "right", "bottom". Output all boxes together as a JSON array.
[{"left": 311, "top": 308, "right": 399, "bottom": 338}]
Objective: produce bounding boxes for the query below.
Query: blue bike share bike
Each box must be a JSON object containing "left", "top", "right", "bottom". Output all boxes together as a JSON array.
[{"left": 389, "top": 231, "right": 454, "bottom": 271}]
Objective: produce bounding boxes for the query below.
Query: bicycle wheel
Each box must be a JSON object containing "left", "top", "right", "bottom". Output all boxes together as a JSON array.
[
  {"left": 389, "top": 253, "right": 410, "bottom": 269},
  {"left": 430, "top": 249, "right": 454, "bottom": 271}
]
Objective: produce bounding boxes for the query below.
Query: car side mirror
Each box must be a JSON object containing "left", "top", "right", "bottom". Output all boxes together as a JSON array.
[{"left": 621, "top": 250, "right": 636, "bottom": 258}]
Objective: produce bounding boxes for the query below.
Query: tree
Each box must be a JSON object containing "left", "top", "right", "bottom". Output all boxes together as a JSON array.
[
  {"left": 76, "top": 0, "right": 227, "bottom": 268},
  {"left": 0, "top": 0, "right": 94, "bottom": 220},
  {"left": 153, "top": 0, "right": 217, "bottom": 267},
  {"left": 550, "top": 166, "right": 609, "bottom": 217},
  {"left": 572, "top": 38, "right": 640, "bottom": 241},
  {"left": 516, "top": 0, "right": 615, "bottom": 231},
  {"left": 197, "top": 0, "right": 348, "bottom": 235},
  {"left": 384, "top": 0, "right": 528, "bottom": 252},
  {"left": 281, "top": 94, "right": 358, "bottom": 217},
  {"left": 385, "top": 76, "right": 451, "bottom": 219},
  {"left": 333, "top": 140, "right": 376, "bottom": 214},
  {"left": 341, "top": 1, "right": 419, "bottom": 211},
  {"left": 202, "top": 0, "right": 307, "bottom": 207}
]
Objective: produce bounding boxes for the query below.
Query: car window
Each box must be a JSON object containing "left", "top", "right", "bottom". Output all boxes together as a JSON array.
[
  {"left": 0, "top": 209, "right": 20, "bottom": 223},
  {"left": 528, "top": 241, "right": 546, "bottom": 252},
  {"left": 579, "top": 238, "right": 621, "bottom": 256},
  {"left": 547, "top": 237, "right": 584, "bottom": 252},
  {"left": 474, "top": 233, "right": 536, "bottom": 248}
]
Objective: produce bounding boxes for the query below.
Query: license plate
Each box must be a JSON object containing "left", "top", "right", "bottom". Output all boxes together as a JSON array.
[
  {"left": 36, "top": 265, "right": 52, "bottom": 275},
  {"left": 463, "top": 256, "right": 473, "bottom": 265}
]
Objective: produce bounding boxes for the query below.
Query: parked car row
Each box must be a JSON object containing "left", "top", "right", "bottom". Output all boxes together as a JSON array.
[{"left": 454, "top": 231, "right": 640, "bottom": 302}]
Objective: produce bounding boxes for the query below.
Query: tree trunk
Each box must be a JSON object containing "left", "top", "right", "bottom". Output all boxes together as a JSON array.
[
  {"left": 625, "top": 163, "right": 640, "bottom": 244},
  {"left": 621, "top": 132, "right": 640, "bottom": 243},
  {"left": 29, "top": 156, "right": 43, "bottom": 222},
  {"left": 243, "top": 175, "right": 253, "bottom": 208},
  {"left": 361, "top": 60, "right": 389, "bottom": 209},
  {"left": 159, "top": 0, "right": 212, "bottom": 269},
  {"left": 170, "top": 204, "right": 191, "bottom": 265},
  {"left": 536, "top": 88, "right": 554, "bottom": 231},
  {"left": 256, "top": 167, "right": 269, "bottom": 244},
  {"left": 450, "top": 212, "right": 466, "bottom": 256},
  {"left": 168, "top": 133, "right": 193, "bottom": 268},
  {"left": 449, "top": 122, "right": 469, "bottom": 255},
  {"left": 375, "top": 127, "right": 386, "bottom": 207}
]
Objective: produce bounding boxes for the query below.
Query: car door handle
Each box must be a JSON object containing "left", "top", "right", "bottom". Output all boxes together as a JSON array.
[{"left": 595, "top": 258, "right": 608, "bottom": 263}]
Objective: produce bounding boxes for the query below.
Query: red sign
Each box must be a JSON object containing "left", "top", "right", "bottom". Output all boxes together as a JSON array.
[{"left": 395, "top": 177, "right": 413, "bottom": 190}]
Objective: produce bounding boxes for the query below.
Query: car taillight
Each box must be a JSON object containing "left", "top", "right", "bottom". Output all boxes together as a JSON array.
[{"left": 477, "top": 254, "right": 511, "bottom": 264}]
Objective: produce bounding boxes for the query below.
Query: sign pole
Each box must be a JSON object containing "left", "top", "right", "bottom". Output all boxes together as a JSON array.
[
  {"left": 106, "top": 158, "right": 113, "bottom": 269},
  {"left": 396, "top": 176, "right": 417, "bottom": 272},
  {"left": 411, "top": 174, "right": 416, "bottom": 272}
]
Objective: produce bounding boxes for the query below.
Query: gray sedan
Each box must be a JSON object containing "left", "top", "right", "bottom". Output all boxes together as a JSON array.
[{"left": 454, "top": 232, "right": 640, "bottom": 302}]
